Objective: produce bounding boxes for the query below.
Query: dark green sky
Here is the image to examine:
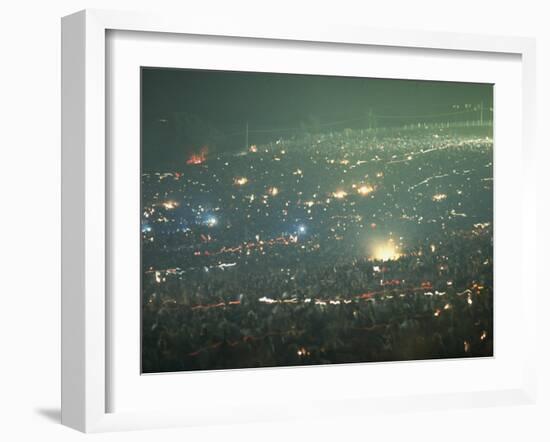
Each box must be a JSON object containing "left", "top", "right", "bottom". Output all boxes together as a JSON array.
[{"left": 141, "top": 68, "right": 493, "bottom": 170}]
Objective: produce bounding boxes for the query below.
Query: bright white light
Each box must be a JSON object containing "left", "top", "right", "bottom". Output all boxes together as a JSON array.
[
  {"left": 332, "top": 190, "right": 348, "bottom": 199},
  {"left": 206, "top": 216, "right": 218, "bottom": 227},
  {"left": 372, "top": 241, "right": 401, "bottom": 261},
  {"left": 259, "top": 296, "right": 277, "bottom": 304},
  {"left": 234, "top": 176, "right": 249, "bottom": 186},
  {"left": 357, "top": 184, "right": 374, "bottom": 196},
  {"left": 298, "top": 225, "right": 306, "bottom": 233}
]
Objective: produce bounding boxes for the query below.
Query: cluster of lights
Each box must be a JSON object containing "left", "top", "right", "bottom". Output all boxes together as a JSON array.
[
  {"left": 332, "top": 190, "right": 348, "bottom": 199},
  {"left": 234, "top": 177, "right": 249, "bottom": 186},
  {"left": 205, "top": 216, "right": 218, "bottom": 227},
  {"left": 432, "top": 193, "right": 448, "bottom": 202},
  {"left": 162, "top": 201, "right": 179, "bottom": 210},
  {"left": 357, "top": 184, "right": 375, "bottom": 196}
]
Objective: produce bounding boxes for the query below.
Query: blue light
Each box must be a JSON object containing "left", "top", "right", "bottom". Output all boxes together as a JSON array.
[{"left": 298, "top": 225, "right": 306, "bottom": 234}]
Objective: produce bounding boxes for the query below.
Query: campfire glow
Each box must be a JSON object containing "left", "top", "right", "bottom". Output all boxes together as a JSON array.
[{"left": 186, "top": 147, "right": 208, "bottom": 165}]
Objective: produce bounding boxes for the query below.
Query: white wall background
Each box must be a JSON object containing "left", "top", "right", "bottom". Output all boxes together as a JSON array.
[{"left": 0, "top": 1, "right": 548, "bottom": 440}]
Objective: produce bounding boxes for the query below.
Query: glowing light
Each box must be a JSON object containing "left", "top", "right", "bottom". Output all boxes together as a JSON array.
[
  {"left": 332, "top": 190, "right": 348, "bottom": 199},
  {"left": 432, "top": 193, "right": 447, "bottom": 202},
  {"left": 357, "top": 184, "right": 375, "bottom": 196},
  {"left": 298, "top": 225, "right": 306, "bottom": 234},
  {"left": 217, "top": 262, "right": 237, "bottom": 269},
  {"left": 234, "top": 176, "right": 249, "bottom": 186},
  {"left": 186, "top": 147, "right": 207, "bottom": 165},
  {"left": 249, "top": 145, "right": 258, "bottom": 153},
  {"left": 372, "top": 241, "right": 402, "bottom": 261},
  {"left": 481, "top": 331, "right": 487, "bottom": 341},
  {"left": 473, "top": 222, "right": 491, "bottom": 229},
  {"left": 206, "top": 216, "right": 218, "bottom": 227},
  {"left": 259, "top": 296, "right": 277, "bottom": 304},
  {"left": 268, "top": 186, "right": 279, "bottom": 196},
  {"left": 162, "top": 200, "right": 178, "bottom": 210}
]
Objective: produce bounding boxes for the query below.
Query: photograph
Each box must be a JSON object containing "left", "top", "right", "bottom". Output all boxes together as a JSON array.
[{"left": 140, "top": 68, "right": 494, "bottom": 373}]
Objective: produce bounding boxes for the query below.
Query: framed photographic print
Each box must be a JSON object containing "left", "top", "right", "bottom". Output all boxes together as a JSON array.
[
  {"left": 61, "top": 9, "right": 538, "bottom": 432},
  {"left": 139, "top": 68, "right": 494, "bottom": 374}
]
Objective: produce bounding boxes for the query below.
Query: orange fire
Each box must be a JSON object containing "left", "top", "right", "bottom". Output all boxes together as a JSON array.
[{"left": 186, "top": 147, "right": 208, "bottom": 165}]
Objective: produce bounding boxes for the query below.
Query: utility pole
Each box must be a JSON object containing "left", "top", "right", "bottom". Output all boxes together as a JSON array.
[
  {"left": 480, "top": 101, "right": 484, "bottom": 126},
  {"left": 367, "top": 108, "right": 376, "bottom": 132},
  {"left": 245, "top": 121, "right": 249, "bottom": 150}
]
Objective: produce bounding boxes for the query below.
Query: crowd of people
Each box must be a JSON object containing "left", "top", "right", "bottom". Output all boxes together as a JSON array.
[{"left": 141, "top": 123, "right": 494, "bottom": 373}]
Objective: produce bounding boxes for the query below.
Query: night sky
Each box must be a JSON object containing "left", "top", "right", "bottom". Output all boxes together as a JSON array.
[{"left": 141, "top": 68, "right": 493, "bottom": 171}]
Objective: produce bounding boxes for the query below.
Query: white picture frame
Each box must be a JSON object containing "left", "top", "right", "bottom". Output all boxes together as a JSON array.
[{"left": 61, "top": 9, "right": 538, "bottom": 433}]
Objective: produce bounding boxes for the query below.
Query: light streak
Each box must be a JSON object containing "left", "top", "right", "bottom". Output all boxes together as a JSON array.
[{"left": 408, "top": 174, "right": 449, "bottom": 191}]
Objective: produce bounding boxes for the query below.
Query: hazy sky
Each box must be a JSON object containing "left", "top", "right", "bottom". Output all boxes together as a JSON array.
[{"left": 141, "top": 68, "right": 493, "bottom": 170}]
